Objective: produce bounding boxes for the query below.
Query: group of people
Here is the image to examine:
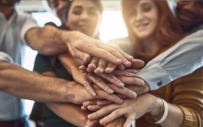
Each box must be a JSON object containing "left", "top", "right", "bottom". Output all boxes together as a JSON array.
[{"left": 0, "top": 0, "right": 203, "bottom": 127}]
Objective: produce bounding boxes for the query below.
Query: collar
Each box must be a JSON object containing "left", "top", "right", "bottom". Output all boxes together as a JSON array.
[{"left": 0, "top": 8, "right": 17, "bottom": 23}]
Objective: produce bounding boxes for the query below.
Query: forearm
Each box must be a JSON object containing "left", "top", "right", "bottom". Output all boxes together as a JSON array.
[
  {"left": 46, "top": 102, "right": 91, "bottom": 127},
  {"left": 58, "top": 51, "right": 81, "bottom": 75},
  {"left": 0, "top": 62, "right": 74, "bottom": 102},
  {"left": 135, "top": 30, "right": 203, "bottom": 90},
  {"left": 26, "top": 25, "right": 68, "bottom": 55}
]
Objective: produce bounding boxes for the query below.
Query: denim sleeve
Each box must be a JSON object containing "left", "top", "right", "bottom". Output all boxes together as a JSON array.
[
  {"left": 0, "top": 52, "right": 13, "bottom": 63},
  {"left": 135, "top": 30, "right": 203, "bottom": 90}
]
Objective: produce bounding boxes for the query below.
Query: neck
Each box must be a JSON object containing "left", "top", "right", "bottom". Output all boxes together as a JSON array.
[
  {"left": 140, "top": 36, "right": 161, "bottom": 57},
  {"left": 0, "top": 5, "right": 14, "bottom": 20}
]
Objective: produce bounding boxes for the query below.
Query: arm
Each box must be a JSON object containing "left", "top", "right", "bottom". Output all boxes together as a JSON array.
[
  {"left": 41, "top": 71, "right": 92, "bottom": 127},
  {"left": 0, "top": 62, "right": 72, "bottom": 102},
  {"left": 135, "top": 30, "right": 203, "bottom": 90},
  {"left": 25, "top": 26, "right": 133, "bottom": 65},
  {"left": 46, "top": 102, "right": 90, "bottom": 127}
]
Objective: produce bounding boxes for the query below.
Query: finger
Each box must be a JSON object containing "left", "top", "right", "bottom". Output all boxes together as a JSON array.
[
  {"left": 86, "top": 45, "right": 123, "bottom": 65},
  {"left": 87, "top": 73, "right": 114, "bottom": 94},
  {"left": 96, "top": 90, "right": 123, "bottom": 104},
  {"left": 86, "top": 119, "right": 100, "bottom": 127},
  {"left": 94, "top": 59, "right": 108, "bottom": 74},
  {"left": 123, "top": 114, "right": 135, "bottom": 127},
  {"left": 103, "top": 45, "right": 131, "bottom": 67},
  {"left": 81, "top": 70, "right": 87, "bottom": 73},
  {"left": 112, "top": 70, "right": 137, "bottom": 77},
  {"left": 116, "top": 64, "right": 125, "bottom": 71},
  {"left": 88, "top": 105, "right": 103, "bottom": 111},
  {"left": 97, "top": 73, "right": 124, "bottom": 87},
  {"left": 87, "top": 57, "right": 99, "bottom": 72},
  {"left": 113, "top": 46, "right": 134, "bottom": 62},
  {"left": 125, "top": 69, "right": 140, "bottom": 74},
  {"left": 117, "top": 76, "right": 145, "bottom": 86},
  {"left": 109, "top": 84, "right": 137, "bottom": 99},
  {"left": 100, "top": 108, "right": 126, "bottom": 125},
  {"left": 83, "top": 100, "right": 98, "bottom": 106},
  {"left": 88, "top": 104, "right": 119, "bottom": 120},
  {"left": 73, "top": 48, "right": 91, "bottom": 64},
  {"left": 97, "top": 100, "right": 113, "bottom": 106},
  {"left": 79, "top": 65, "right": 87, "bottom": 70},
  {"left": 83, "top": 81, "right": 97, "bottom": 96},
  {"left": 81, "top": 105, "right": 88, "bottom": 110},
  {"left": 130, "top": 59, "right": 144, "bottom": 69},
  {"left": 104, "top": 62, "right": 116, "bottom": 73}
]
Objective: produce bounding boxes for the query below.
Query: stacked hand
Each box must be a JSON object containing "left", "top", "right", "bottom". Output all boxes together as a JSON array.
[{"left": 59, "top": 51, "right": 151, "bottom": 127}]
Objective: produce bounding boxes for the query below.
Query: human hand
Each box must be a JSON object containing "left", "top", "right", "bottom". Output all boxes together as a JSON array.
[
  {"left": 65, "top": 31, "right": 133, "bottom": 66},
  {"left": 68, "top": 82, "right": 124, "bottom": 105},
  {"left": 87, "top": 94, "right": 159, "bottom": 127},
  {"left": 79, "top": 58, "right": 144, "bottom": 74}
]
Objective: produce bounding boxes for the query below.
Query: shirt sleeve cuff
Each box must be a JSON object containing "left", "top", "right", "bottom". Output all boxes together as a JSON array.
[
  {"left": 178, "top": 106, "right": 198, "bottom": 127},
  {"left": 134, "top": 65, "right": 172, "bottom": 90},
  {"left": 0, "top": 52, "right": 13, "bottom": 63}
]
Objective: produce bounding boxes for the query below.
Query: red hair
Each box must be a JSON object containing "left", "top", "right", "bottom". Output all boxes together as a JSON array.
[{"left": 122, "top": 0, "right": 186, "bottom": 46}]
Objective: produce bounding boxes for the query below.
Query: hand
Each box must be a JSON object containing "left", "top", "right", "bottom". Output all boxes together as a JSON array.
[
  {"left": 68, "top": 82, "right": 124, "bottom": 105},
  {"left": 87, "top": 94, "right": 159, "bottom": 127},
  {"left": 65, "top": 31, "right": 133, "bottom": 65},
  {"left": 79, "top": 58, "right": 144, "bottom": 74},
  {"left": 117, "top": 76, "right": 150, "bottom": 95},
  {"left": 105, "top": 117, "right": 127, "bottom": 127}
]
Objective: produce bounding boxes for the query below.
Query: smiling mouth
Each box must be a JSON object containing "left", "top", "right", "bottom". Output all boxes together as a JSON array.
[{"left": 136, "top": 23, "right": 149, "bottom": 31}]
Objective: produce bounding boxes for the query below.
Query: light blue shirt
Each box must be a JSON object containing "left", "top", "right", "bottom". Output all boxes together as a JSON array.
[
  {"left": 135, "top": 25, "right": 203, "bottom": 90},
  {"left": 0, "top": 9, "right": 39, "bottom": 121}
]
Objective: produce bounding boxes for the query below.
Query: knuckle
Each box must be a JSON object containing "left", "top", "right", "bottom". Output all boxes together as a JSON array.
[{"left": 114, "top": 110, "right": 121, "bottom": 115}]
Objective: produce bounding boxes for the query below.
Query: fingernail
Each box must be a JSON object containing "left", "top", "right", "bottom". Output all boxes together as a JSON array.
[
  {"left": 129, "top": 73, "right": 135, "bottom": 76},
  {"left": 132, "top": 93, "right": 137, "bottom": 98},
  {"left": 88, "top": 115, "right": 92, "bottom": 119},
  {"left": 83, "top": 102, "right": 88, "bottom": 105},
  {"left": 100, "top": 120, "right": 106, "bottom": 125},
  {"left": 92, "top": 92, "right": 96, "bottom": 96},
  {"left": 125, "top": 61, "right": 131, "bottom": 66},
  {"left": 108, "top": 88, "right": 114, "bottom": 94},
  {"left": 117, "top": 59, "right": 122, "bottom": 63},
  {"left": 119, "top": 82, "right": 124, "bottom": 87}
]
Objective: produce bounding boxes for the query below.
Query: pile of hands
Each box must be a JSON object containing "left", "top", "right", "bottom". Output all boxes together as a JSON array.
[{"left": 59, "top": 52, "right": 158, "bottom": 127}]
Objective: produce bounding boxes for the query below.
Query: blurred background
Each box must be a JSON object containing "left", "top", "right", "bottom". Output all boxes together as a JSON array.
[{"left": 15, "top": 0, "right": 174, "bottom": 121}]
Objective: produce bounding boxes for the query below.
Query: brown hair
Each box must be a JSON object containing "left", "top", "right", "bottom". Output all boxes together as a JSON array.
[
  {"left": 63, "top": 0, "right": 103, "bottom": 21},
  {"left": 122, "top": 0, "right": 187, "bottom": 60}
]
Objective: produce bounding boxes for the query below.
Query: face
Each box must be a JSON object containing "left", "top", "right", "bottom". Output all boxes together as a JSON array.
[
  {"left": 67, "top": 0, "right": 101, "bottom": 38},
  {"left": 49, "top": 0, "right": 68, "bottom": 23},
  {"left": 128, "top": 1, "right": 159, "bottom": 40},
  {"left": 0, "top": 0, "right": 20, "bottom": 7},
  {"left": 176, "top": 1, "right": 203, "bottom": 31}
]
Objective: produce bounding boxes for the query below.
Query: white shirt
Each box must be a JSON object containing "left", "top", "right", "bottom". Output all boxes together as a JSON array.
[{"left": 0, "top": 9, "right": 39, "bottom": 121}]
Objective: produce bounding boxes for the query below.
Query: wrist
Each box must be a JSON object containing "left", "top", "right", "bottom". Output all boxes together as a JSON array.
[{"left": 148, "top": 94, "right": 160, "bottom": 116}]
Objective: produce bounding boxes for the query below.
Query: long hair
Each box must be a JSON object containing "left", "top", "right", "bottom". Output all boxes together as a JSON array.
[{"left": 122, "top": 0, "right": 186, "bottom": 47}]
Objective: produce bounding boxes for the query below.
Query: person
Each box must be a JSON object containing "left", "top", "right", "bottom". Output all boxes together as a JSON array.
[
  {"left": 0, "top": 0, "right": 134, "bottom": 126},
  {"left": 42, "top": 0, "right": 68, "bottom": 29},
  {"left": 33, "top": 1, "right": 139, "bottom": 127},
  {"left": 80, "top": 0, "right": 203, "bottom": 97},
  {"left": 84, "top": 1, "right": 203, "bottom": 127}
]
